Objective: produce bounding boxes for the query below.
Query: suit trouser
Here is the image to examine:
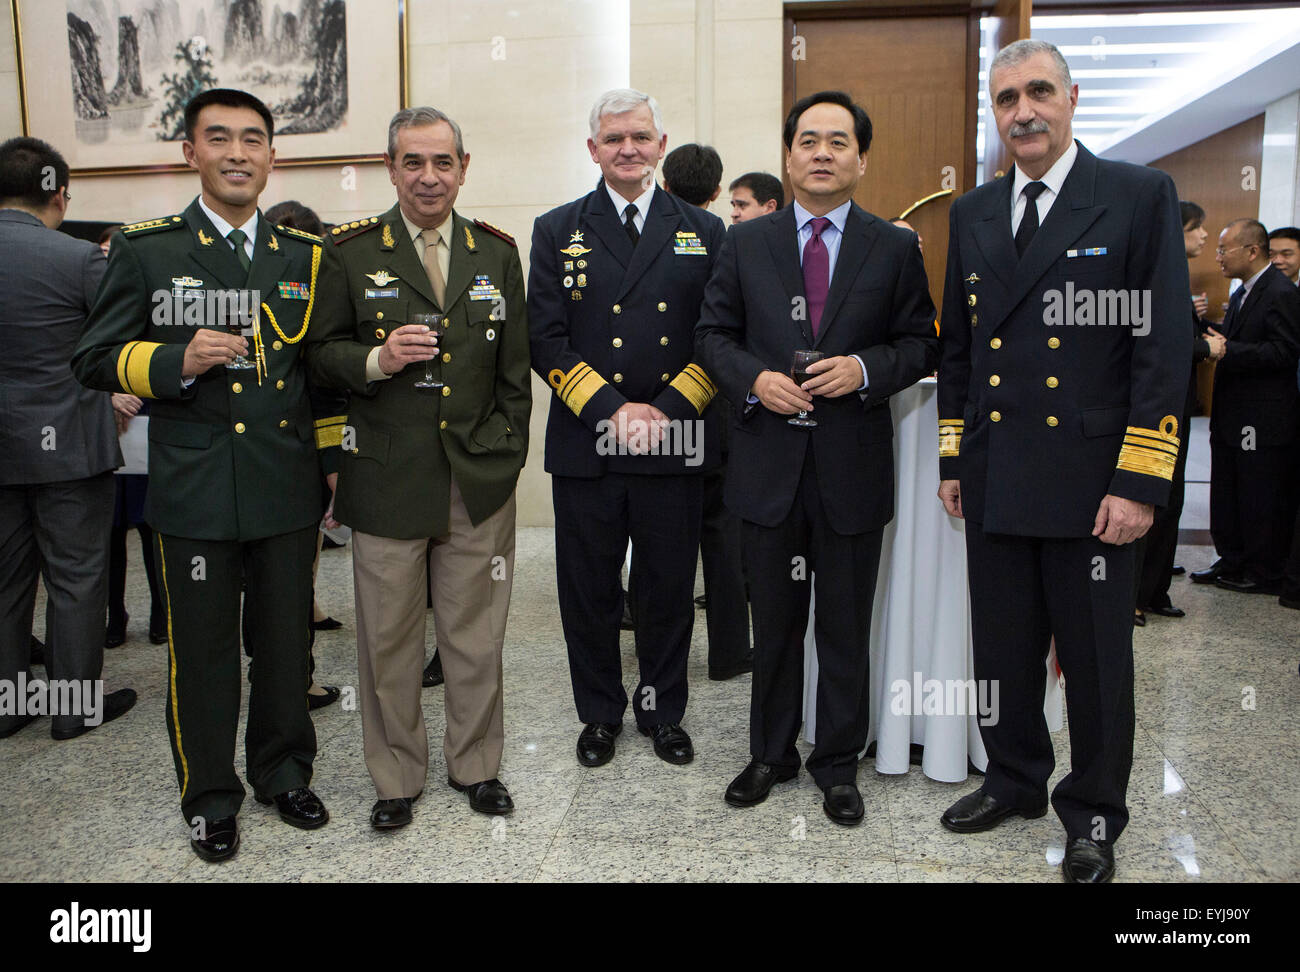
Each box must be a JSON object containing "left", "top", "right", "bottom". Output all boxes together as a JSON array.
[
  {"left": 1135, "top": 412, "right": 1190, "bottom": 609},
  {"left": 352, "top": 481, "right": 515, "bottom": 799},
  {"left": 0, "top": 473, "right": 114, "bottom": 736},
  {"left": 154, "top": 526, "right": 318, "bottom": 824},
  {"left": 965, "top": 521, "right": 1135, "bottom": 843},
  {"left": 552, "top": 473, "right": 702, "bottom": 727},
  {"left": 742, "top": 451, "right": 882, "bottom": 789},
  {"left": 1209, "top": 441, "right": 1296, "bottom": 582},
  {"left": 699, "top": 462, "right": 751, "bottom": 673}
]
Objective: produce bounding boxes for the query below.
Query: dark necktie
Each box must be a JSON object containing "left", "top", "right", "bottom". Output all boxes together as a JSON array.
[
  {"left": 227, "top": 228, "right": 252, "bottom": 276},
  {"left": 1221, "top": 286, "right": 1245, "bottom": 336},
  {"left": 1014, "top": 181, "right": 1047, "bottom": 258},
  {"left": 803, "top": 216, "right": 831, "bottom": 339},
  {"left": 623, "top": 204, "right": 640, "bottom": 247}
]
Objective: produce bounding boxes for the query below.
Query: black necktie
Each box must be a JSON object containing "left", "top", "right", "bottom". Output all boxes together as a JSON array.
[
  {"left": 1014, "top": 181, "right": 1047, "bottom": 258},
  {"left": 623, "top": 204, "right": 640, "bottom": 247},
  {"left": 1222, "top": 286, "right": 1245, "bottom": 336}
]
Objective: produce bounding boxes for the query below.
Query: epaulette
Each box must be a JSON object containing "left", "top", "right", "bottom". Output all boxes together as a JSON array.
[
  {"left": 120, "top": 215, "right": 184, "bottom": 237},
  {"left": 275, "top": 223, "right": 324, "bottom": 245},
  {"left": 328, "top": 216, "right": 381, "bottom": 244},
  {"left": 473, "top": 218, "right": 516, "bottom": 247}
]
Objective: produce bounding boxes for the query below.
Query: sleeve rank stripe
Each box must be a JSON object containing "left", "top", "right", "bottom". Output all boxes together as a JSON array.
[
  {"left": 554, "top": 362, "right": 607, "bottom": 416},
  {"left": 117, "top": 340, "right": 161, "bottom": 399},
  {"left": 1116, "top": 442, "right": 1177, "bottom": 480},
  {"left": 314, "top": 421, "right": 346, "bottom": 450},
  {"left": 670, "top": 365, "right": 716, "bottom": 414},
  {"left": 938, "top": 419, "right": 963, "bottom": 458}
]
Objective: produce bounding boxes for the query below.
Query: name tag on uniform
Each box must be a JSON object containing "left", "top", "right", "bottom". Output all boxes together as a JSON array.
[
  {"left": 365, "top": 288, "right": 399, "bottom": 299},
  {"left": 673, "top": 231, "right": 707, "bottom": 256},
  {"left": 1066, "top": 247, "right": 1108, "bottom": 258},
  {"left": 469, "top": 274, "right": 502, "bottom": 301},
  {"left": 278, "top": 281, "right": 310, "bottom": 300}
]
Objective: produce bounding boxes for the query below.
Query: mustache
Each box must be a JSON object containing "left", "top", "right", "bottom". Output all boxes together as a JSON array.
[{"left": 1008, "top": 120, "right": 1050, "bottom": 138}]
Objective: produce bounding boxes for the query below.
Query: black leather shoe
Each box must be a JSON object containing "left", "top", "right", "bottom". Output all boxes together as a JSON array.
[
  {"left": 1062, "top": 837, "right": 1115, "bottom": 883},
  {"left": 51, "top": 688, "right": 137, "bottom": 740},
  {"left": 725, "top": 761, "right": 797, "bottom": 807},
  {"left": 577, "top": 722, "right": 622, "bottom": 767},
  {"left": 190, "top": 815, "right": 239, "bottom": 862},
  {"left": 1170, "top": 564, "right": 1185, "bottom": 575},
  {"left": 1279, "top": 593, "right": 1300, "bottom": 610},
  {"left": 709, "top": 656, "right": 754, "bottom": 681},
  {"left": 422, "top": 652, "right": 444, "bottom": 687},
  {"left": 449, "top": 777, "right": 514, "bottom": 815},
  {"left": 1190, "top": 561, "right": 1229, "bottom": 583},
  {"left": 370, "top": 797, "right": 414, "bottom": 830},
  {"left": 1147, "top": 604, "right": 1185, "bottom": 618},
  {"left": 1133, "top": 609, "right": 1146, "bottom": 627},
  {"left": 940, "top": 789, "right": 1047, "bottom": 833},
  {"left": 254, "top": 786, "right": 329, "bottom": 829},
  {"left": 639, "top": 723, "right": 694, "bottom": 764},
  {"left": 694, "top": 594, "right": 708, "bottom": 609},
  {"left": 1215, "top": 575, "right": 1279, "bottom": 594},
  {"left": 308, "top": 684, "right": 341, "bottom": 710},
  {"left": 0, "top": 713, "right": 39, "bottom": 739},
  {"left": 310, "top": 616, "right": 343, "bottom": 631},
  {"left": 105, "top": 617, "right": 127, "bottom": 649},
  {"left": 822, "top": 783, "right": 864, "bottom": 825},
  {"left": 150, "top": 610, "right": 168, "bottom": 644}
]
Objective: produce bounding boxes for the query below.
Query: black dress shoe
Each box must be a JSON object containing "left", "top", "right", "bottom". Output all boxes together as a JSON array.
[
  {"left": 1132, "top": 609, "right": 1146, "bottom": 627},
  {"left": 940, "top": 789, "right": 1047, "bottom": 833},
  {"left": 1062, "top": 837, "right": 1115, "bottom": 883},
  {"left": 1170, "top": 564, "right": 1185, "bottom": 575},
  {"left": 1147, "top": 604, "right": 1185, "bottom": 618},
  {"left": 725, "top": 761, "right": 797, "bottom": 807},
  {"left": 309, "top": 616, "right": 343, "bottom": 631},
  {"left": 577, "top": 722, "right": 622, "bottom": 767},
  {"left": 694, "top": 594, "right": 708, "bottom": 609},
  {"left": 709, "top": 656, "right": 754, "bottom": 681},
  {"left": 191, "top": 816, "right": 239, "bottom": 862},
  {"left": 449, "top": 777, "right": 514, "bottom": 815},
  {"left": 150, "top": 609, "right": 167, "bottom": 644},
  {"left": 422, "top": 652, "right": 444, "bottom": 687},
  {"left": 0, "top": 713, "right": 39, "bottom": 740},
  {"left": 105, "top": 624, "right": 127, "bottom": 649},
  {"left": 370, "top": 797, "right": 414, "bottom": 830},
  {"left": 1215, "top": 575, "right": 1279, "bottom": 594},
  {"left": 308, "top": 684, "right": 341, "bottom": 710},
  {"left": 639, "top": 723, "right": 694, "bottom": 765},
  {"left": 254, "top": 786, "right": 329, "bottom": 829},
  {"left": 1190, "top": 561, "right": 1229, "bottom": 583},
  {"left": 822, "top": 783, "right": 864, "bottom": 825},
  {"left": 51, "top": 688, "right": 137, "bottom": 740},
  {"left": 1279, "top": 593, "right": 1300, "bottom": 610}
]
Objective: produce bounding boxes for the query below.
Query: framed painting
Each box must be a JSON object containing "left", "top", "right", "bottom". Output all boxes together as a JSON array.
[{"left": 11, "top": 0, "right": 408, "bottom": 175}]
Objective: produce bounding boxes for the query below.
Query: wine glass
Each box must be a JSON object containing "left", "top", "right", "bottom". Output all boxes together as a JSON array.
[
  {"left": 788, "top": 349, "right": 823, "bottom": 427},
  {"left": 412, "top": 313, "right": 446, "bottom": 389},
  {"left": 226, "top": 292, "right": 256, "bottom": 370}
]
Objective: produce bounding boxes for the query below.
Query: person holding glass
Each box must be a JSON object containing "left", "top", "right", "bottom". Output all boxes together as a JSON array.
[
  {"left": 696, "top": 90, "right": 937, "bottom": 825},
  {"left": 305, "top": 107, "right": 532, "bottom": 830}
]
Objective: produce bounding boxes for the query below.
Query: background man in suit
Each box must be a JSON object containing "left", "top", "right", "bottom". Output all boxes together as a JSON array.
[
  {"left": 73, "top": 89, "right": 339, "bottom": 862},
  {"left": 1190, "top": 219, "right": 1300, "bottom": 595},
  {"left": 0, "top": 136, "right": 136, "bottom": 740},
  {"left": 662, "top": 143, "right": 723, "bottom": 207},
  {"left": 729, "top": 172, "right": 784, "bottom": 225},
  {"left": 1268, "top": 226, "right": 1300, "bottom": 286},
  {"left": 529, "top": 89, "right": 724, "bottom": 769},
  {"left": 936, "top": 40, "right": 1190, "bottom": 883},
  {"left": 697, "top": 90, "right": 937, "bottom": 825},
  {"left": 306, "top": 107, "right": 531, "bottom": 828}
]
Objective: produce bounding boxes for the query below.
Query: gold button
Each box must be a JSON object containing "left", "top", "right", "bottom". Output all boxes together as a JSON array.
[
  {"left": 612, "top": 304, "right": 622, "bottom": 314},
  {"left": 273, "top": 340, "right": 283, "bottom": 350},
  {"left": 661, "top": 372, "right": 670, "bottom": 381},
  {"left": 971, "top": 314, "right": 979, "bottom": 325},
  {"left": 351, "top": 448, "right": 359, "bottom": 454},
  {"left": 441, "top": 386, "right": 451, "bottom": 397},
  {"left": 660, "top": 336, "right": 669, "bottom": 346},
  {"left": 968, "top": 294, "right": 977, "bottom": 307},
  {"left": 234, "top": 422, "right": 246, "bottom": 434},
  {"left": 612, "top": 338, "right": 623, "bottom": 348},
  {"left": 613, "top": 373, "right": 624, "bottom": 383},
  {"left": 276, "top": 379, "right": 285, "bottom": 390},
  {"left": 376, "top": 311, "right": 384, "bottom": 320},
  {"left": 279, "top": 419, "right": 288, "bottom": 428},
  {"left": 1046, "top": 415, "right": 1059, "bottom": 427},
  {"left": 989, "top": 338, "right": 1001, "bottom": 349},
  {"left": 990, "top": 411, "right": 1002, "bottom": 422},
  {"left": 439, "top": 420, "right": 448, "bottom": 430},
  {"left": 442, "top": 352, "right": 451, "bottom": 363},
  {"left": 1048, "top": 337, "right": 1060, "bottom": 349},
  {"left": 1046, "top": 376, "right": 1059, "bottom": 389},
  {"left": 988, "top": 375, "right": 1000, "bottom": 386},
  {"left": 232, "top": 382, "right": 243, "bottom": 394},
  {"left": 657, "top": 302, "right": 667, "bottom": 312},
  {"left": 375, "top": 328, "right": 386, "bottom": 340}
]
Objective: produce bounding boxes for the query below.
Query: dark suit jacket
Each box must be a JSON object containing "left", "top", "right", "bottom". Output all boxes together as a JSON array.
[
  {"left": 528, "top": 181, "right": 725, "bottom": 477},
  {"left": 1209, "top": 264, "right": 1300, "bottom": 449},
  {"left": 937, "top": 142, "right": 1191, "bottom": 537},
  {"left": 0, "top": 209, "right": 119, "bottom": 485},
  {"left": 695, "top": 202, "right": 938, "bottom": 534}
]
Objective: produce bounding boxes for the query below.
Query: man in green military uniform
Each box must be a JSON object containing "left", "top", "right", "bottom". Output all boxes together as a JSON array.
[
  {"left": 305, "top": 107, "right": 531, "bottom": 830},
  {"left": 72, "top": 89, "right": 340, "bottom": 862}
]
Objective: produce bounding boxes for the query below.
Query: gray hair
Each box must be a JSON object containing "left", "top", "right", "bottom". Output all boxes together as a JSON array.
[
  {"left": 387, "top": 106, "right": 465, "bottom": 159},
  {"left": 588, "top": 88, "right": 663, "bottom": 141},
  {"left": 989, "top": 39, "right": 1072, "bottom": 94}
]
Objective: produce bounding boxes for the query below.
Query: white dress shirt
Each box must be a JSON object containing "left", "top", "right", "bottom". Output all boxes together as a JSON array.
[
  {"left": 606, "top": 180, "right": 654, "bottom": 233},
  {"left": 1011, "top": 139, "right": 1078, "bottom": 236},
  {"left": 198, "top": 195, "right": 257, "bottom": 262}
]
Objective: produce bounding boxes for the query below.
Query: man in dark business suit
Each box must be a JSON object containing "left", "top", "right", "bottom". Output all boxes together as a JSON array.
[
  {"left": 696, "top": 90, "right": 938, "bottom": 825},
  {"left": 936, "top": 40, "right": 1190, "bottom": 883},
  {"left": 0, "top": 137, "right": 137, "bottom": 740},
  {"left": 1190, "top": 219, "right": 1300, "bottom": 594}
]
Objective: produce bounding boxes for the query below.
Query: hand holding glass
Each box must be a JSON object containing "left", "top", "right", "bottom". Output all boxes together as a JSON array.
[
  {"left": 788, "top": 350, "right": 823, "bottom": 427},
  {"left": 411, "top": 313, "right": 446, "bottom": 389}
]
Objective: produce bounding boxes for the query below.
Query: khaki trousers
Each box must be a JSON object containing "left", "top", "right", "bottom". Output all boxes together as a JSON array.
[{"left": 352, "top": 481, "right": 516, "bottom": 799}]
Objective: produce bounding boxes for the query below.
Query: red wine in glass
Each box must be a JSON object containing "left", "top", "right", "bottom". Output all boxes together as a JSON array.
[{"left": 788, "top": 349, "right": 823, "bottom": 427}]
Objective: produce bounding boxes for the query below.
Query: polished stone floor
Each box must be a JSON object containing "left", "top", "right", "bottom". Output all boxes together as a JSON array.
[{"left": 1, "top": 526, "right": 1295, "bottom": 883}]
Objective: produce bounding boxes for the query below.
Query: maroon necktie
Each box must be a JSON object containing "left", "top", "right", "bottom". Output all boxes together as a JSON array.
[{"left": 803, "top": 216, "right": 831, "bottom": 338}]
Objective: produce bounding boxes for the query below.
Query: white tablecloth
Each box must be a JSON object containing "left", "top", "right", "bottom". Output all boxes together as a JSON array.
[{"left": 801, "top": 378, "right": 1063, "bottom": 782}]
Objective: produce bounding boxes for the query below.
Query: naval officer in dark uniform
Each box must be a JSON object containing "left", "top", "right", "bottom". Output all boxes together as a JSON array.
[
  {"left": 73, "top": 89, "right": 342, "bottom": 863},
  {"left": 528, "top": 88, "right": 724, "bottom": 768}
]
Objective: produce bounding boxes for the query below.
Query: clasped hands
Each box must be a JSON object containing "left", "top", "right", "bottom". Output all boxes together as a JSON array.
[{"left": 750, "top": 356, "right": 862, "bottom": 415}]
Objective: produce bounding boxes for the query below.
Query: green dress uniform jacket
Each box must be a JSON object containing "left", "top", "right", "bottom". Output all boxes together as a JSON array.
[
  {"left": 303, "top": 204, "right": 532, "bottom": 541},
  {"left": 71, "top": 198, "right": 344, "bottom": 541}
]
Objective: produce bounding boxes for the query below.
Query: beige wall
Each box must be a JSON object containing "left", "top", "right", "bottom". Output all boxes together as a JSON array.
[{"left": 0, "top": 0, "right": 782, "bottom": 525}]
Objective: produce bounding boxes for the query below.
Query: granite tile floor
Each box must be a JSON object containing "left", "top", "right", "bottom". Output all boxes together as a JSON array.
[{"left": 2, "top": 528, "right": 1295, "bottom": 883}]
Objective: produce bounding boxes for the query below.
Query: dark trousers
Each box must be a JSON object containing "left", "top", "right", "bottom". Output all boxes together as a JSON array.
[
  {"left": 1209, "top": 442, "right": 1296, "bottom": 582},
  {"left": 552, "top": 473, "right": 702, "bottom": 727},
  {"left": 699, "top": 462, "right": 750, "bottom": 673},
  {"left": 742, "top": 451, "right": 882, "bottom": 789},
  {"left": 0, "top": 473, "right": 115, "bottom": 735},
  {"left": 965, "top": 521, "right": 1135, "bottom": 843},
  {"left": 1135, "top": 413, "right": 1191, "bottom": 609},
  {"left": 108, "top": 521, "right": 162, "bottom": 632},
  {"left": 154, "top": 526, "right": 318, "bottom": 824}
]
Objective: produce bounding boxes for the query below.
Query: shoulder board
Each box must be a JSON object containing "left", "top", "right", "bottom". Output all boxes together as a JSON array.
[
  {"left": 473, "top": 218, "right": 516, "bottom": 247},
  {"left": 121, "top": 215, "right": 184, "bottom": 237},
  {"left": 275, "top": 224, "right": 324, "bottom": 245},
  {"left": 328, "top": 216, "right": 382, "bottom": 244}
]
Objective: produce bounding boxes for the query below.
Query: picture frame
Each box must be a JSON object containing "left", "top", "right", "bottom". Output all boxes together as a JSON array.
[{"left": 11, "top": 0, "right": 408, "bottom": 175}]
